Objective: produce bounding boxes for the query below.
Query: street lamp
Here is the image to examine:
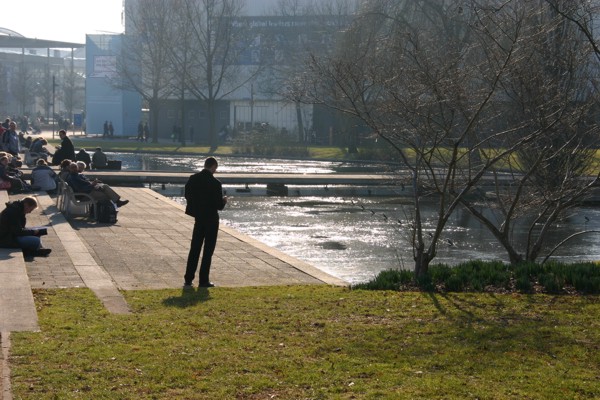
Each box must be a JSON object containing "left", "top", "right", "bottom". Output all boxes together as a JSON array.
[
  {"left": 52, "top": 75, "right": 58, "bottom": 139},
  {"left": 250, "top": 83, "right": 254, "bottom": 129}
]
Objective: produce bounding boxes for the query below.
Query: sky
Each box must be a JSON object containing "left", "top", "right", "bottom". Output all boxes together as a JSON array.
[
  {"left": 3, "top": 0, "right": 124, "bottom": 44},
  {"left": 2, "top": 0, "right": 281, "bottom": 45}
]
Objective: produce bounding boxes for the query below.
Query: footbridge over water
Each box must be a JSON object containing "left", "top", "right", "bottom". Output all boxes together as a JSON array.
[{"left": 24, "top": 170, "right": 401, "bottom": 187}]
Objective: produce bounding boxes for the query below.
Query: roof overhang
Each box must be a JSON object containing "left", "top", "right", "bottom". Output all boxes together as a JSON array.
[{"left": 0, "top": 36, "right": 83, "bottom": 49}]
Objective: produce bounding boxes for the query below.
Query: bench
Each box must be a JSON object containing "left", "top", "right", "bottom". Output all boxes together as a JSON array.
[{"left": 56, "top": 181, "right": 98, "bottom": 220}]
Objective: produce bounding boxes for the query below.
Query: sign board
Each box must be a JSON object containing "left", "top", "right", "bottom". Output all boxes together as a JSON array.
[
  {"left": 73, "top": 113, "right": 83, "bottom": 127},
  {"left": 90, "top": 55, "right": 117, "bottom": 78}
]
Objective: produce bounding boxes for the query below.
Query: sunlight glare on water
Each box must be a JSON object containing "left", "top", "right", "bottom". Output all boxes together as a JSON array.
[{"left": 117, "top": 152, "right": 600, "bottom": 285}]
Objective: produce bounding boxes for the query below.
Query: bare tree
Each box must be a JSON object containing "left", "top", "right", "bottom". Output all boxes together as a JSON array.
[
  {"left": 181, "top": 0, "right": 256, "bottom": 149},
  {"left": 0, "top": 64, "right": 7, "bottom": 113},
  {"left": 460, "top": 0, "right": 600, "bottom": 264},
  {"left": 294, "top": 0, "right": 600, "bottom": 276},
  {"left": 61, "top": 57, "right": 85, "bottom": 124},
  {"left": 118, "top": 0, "right": 179, "bottom": 142},
  {"left": 11, "top": 62, "right": 37, "bottom": 116},
  {"left": 267, "top": 0, "right": 358, "bottom": 142},
  {"left": 167, "top": 4, "right": 197, "bottom": 146},
  {"left": 35, "top": 67, "right": 53, "bottom": 121}
]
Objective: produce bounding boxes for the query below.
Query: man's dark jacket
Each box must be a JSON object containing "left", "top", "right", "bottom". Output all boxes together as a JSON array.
[
  {"left": 185, "top": 169, "right": 225, "bottom": 219},
  {"left": 0, "top": 200, "right": 35, "bottom": 248},
  {"left": 52, "top": 136, "right": 76, "bottom": 166},
  {"left": 66, "top": 172, "right": 94, "bottom": 193}
]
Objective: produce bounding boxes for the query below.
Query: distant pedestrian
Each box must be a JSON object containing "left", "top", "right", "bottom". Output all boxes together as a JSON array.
[
  {"left": 109, "top": 121, "right": 114, "bottom": 137},
  {"left": 103, "top": 120, "right": 109, "bottom": 138},
  {"left": 2, "top": 121, "right": 20, "bottom": 156},
  {"left": 143, "top": 122, "right": 150, "bottom": 142},
  {"left": 137, "top": 121, "right": 144, "bottom": 141},
  {"left": 184, "top": 157, "right": 228, "bottom": 288}
]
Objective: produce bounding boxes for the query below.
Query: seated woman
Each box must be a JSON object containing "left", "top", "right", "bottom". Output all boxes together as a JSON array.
[
  {"left": 58, "top": 159, "right": 72, "bottom": 182},
  {"left": 29, "top": 138, "right": 50, "bottom": 160},
  {"left": 0, "top": 196, "right": 51, "bottom": 257},
  {"left": 31, "top": 159, "right": 57, "bottom": 193},
  {"left": 0, "top": 155, "right": 29, "bottom": 193}
]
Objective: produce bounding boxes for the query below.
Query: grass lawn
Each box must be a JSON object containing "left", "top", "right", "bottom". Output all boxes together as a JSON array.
[
  {"left": 9, "top": 286, "right": 600, "bottom": 399},
  {"left": 50, "top": 137, "right": 350, "bottom": 161}
]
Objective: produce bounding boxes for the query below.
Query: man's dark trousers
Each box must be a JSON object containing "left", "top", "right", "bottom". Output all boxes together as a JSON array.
[{"left": 185, "top": 215, "right": 219, "bottom": 285}]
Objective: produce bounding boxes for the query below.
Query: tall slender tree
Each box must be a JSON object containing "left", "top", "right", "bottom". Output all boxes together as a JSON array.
[
  {"left": 118, "top": 0, "right": 179, "bottom": 142},
  {"left": 181, "top": 0, "right": 253, "bottom": 149}
]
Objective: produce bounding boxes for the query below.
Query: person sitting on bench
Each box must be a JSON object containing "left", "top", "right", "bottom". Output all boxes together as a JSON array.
[
  {"left": 92, "top": 147, "right": 108, "bottom": 169},
  {"left": 65, "top": 163, "right": 129, "bottom": 207}
]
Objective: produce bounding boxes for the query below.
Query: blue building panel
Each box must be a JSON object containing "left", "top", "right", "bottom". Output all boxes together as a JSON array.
[{"left": 85, "top": 34, "right": 141, "bottom": 136}]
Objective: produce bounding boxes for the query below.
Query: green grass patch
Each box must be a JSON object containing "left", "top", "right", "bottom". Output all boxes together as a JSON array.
[
  {"left": 51, "top": 137, "right": 380, "bottom": 161},
  {"left": 50, "top": 138, "right": 235, "bottom": 156},
  {"left": 355, "top": 261, "right": 600, "bottom": 295},
  {"left": 9, "top": 286, "right": 600, "bottom": 399}
]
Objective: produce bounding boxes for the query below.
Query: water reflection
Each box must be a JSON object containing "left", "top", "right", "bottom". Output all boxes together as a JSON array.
[
  {"left": 169, "top": 194, "right": 600, "bottom": 284},
  {"left": 110, "top": 152, "right": 396, "bottom": 174},
  {"left": 108, "top": 152, "right": 600, "bottom": 284}
]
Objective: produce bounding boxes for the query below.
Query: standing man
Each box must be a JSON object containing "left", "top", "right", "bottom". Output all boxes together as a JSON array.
[
  {"left": 2, "top": 121, "right": 20, "bottom": 156},
  {"left": 143, "top": 122, "right": 150, "bottom": 142},
  {"left": 184, "top": 157, "right": 228, "bottom": 288},
  {"left": 137, "top": 121, "right": 144, "bottom": 141}
]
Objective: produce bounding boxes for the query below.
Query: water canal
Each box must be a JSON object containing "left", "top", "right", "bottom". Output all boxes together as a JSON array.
[{"left": 112, "top": 152, "right": 600, "bottom": 284}]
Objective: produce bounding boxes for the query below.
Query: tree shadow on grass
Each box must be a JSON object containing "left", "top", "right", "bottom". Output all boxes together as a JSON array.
[
  {"left": 162, "top": 287, "right": 211, "bottom": 308},
  {"left": 420, "top": 291, "right": 584, "bottom": 356}
]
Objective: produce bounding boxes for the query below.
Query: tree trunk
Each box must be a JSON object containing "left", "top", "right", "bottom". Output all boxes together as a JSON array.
[
  {"left": 413, "top": 244, "right": 431, "bottom": 279},
  {"left": 149, "top": 98, "right": 160, "bottom": 143},
  {"left": 208, "top": 99, "right": 217, "bottom": 150},
  {"left": 295, "top": 101, "right": 304, "bottom": 142}
]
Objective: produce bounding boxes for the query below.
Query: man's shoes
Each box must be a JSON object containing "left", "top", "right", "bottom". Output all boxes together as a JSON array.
[
  {"left": 33, "top": 248, "right": 52, "bottom": 257},
  {"left": 198, "top": 282, "right": 215, "bottom": 288},
  {"left": 116, "top": 199, "right": 129, "bottom": 207}
]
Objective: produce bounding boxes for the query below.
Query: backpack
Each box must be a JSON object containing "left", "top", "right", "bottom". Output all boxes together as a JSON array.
[{"left": 96, "top": 201, "right": 118, "bottom": 224}]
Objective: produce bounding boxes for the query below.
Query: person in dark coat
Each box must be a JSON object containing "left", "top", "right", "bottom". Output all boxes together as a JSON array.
[
  {"left": 51, "top": 130, "right": 76, "bottom": 166},
  {"left": 66, "top": 163, "right": 129, "bottom": 207},
  {"left": 0, "top": 196, "right": 51, "bottom": 257},
  {"left": 75, "top": 148, "right": 92, "bottom": 169},
  {"left": 183, "top": 157, "right": 228, "bottom": 288},
  {"left": 91, "top": 147, "right": 108, "bottom": 169}
]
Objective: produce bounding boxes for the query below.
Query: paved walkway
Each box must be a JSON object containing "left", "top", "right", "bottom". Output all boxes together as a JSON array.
[{"left": 1, "top": 187, "right": 346, "bottom": 328}]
